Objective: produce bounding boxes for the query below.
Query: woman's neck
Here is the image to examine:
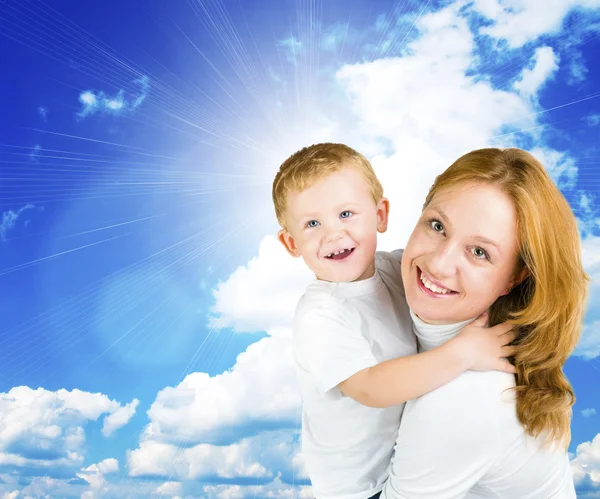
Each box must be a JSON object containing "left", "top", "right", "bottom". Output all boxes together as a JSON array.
[{"left": 410, "top": 310, "right": 475, "bottom": 351}]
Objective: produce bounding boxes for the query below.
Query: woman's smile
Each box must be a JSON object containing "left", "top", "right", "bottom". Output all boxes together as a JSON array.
[{"left": 416, "top": 267, "right": 458, "bottom": 297}]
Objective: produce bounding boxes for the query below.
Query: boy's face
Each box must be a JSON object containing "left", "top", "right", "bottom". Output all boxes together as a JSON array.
[{"left": 278, "top": 167, "right": 389, "bottom": 283}]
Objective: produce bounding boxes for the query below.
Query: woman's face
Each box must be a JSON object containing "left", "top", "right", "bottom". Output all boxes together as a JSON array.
[{"left": 401, "top": 182, "right": 524, "bottom": 324}]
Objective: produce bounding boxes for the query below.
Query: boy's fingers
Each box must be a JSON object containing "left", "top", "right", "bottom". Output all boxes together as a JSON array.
[
  {"left": 494, "top": 321, "right": 512, "bottom": 333},
  {"left": 501, "top": 345, "right": 517, "bottom": 357},
  {"left": 499, "top": 329, "right": 517, "bottom": 343},
  {"left": 498, "top": 359, "right": 517, "bottom": 374}
]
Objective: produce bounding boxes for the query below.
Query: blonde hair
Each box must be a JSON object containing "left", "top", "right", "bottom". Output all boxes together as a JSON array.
[
  {"left": 272, "top": 143, "right": 383, "bottom": 227},
  {"left": 424, "top": 148, "right": 589, "bottom": 447}
]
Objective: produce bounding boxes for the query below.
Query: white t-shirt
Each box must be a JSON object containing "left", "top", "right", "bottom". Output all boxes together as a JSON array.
[
  {"left": 381, "top": 311, "right": 577, "bottom": 499},
  {"left": 293, "top": 250, "right": 417, "bottom": 499}
]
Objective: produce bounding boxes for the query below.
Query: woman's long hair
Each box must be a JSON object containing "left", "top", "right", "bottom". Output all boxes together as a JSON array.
[{"left": 424, "top": 148, "right": 589, "bottom": 447}]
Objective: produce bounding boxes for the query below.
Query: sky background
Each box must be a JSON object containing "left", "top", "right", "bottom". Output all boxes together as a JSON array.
[{"left": 1, "top": 0, "right": 600, "bottom": 497}]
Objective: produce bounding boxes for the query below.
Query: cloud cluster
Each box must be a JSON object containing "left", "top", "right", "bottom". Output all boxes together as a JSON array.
[
  {"left": 0, "top": 205, "right": 35, "bottom": 242},
  {"left": 0, "top": 386, "right": 137, "bottom": 478},
  {"left": 472, "top": 0, "right": 600, "bottom": 48},
  {"left": 77, "top": 75, "right": 149, "bottom": 119}
]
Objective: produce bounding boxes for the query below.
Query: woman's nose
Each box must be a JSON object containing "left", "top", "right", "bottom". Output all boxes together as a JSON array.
[{"left": 427, "top": 242, "right": 458, "bottom": 278}]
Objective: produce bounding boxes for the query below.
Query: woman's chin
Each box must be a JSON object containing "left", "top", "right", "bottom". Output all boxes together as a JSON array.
[
  {"left": 410, "top": 300, "right": 465, "bottom": 325},
  {"left": 414, "top": 312, "right": 452, "bottom": 325}
]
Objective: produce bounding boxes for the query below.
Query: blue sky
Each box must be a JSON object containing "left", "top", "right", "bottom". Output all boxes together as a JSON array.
[{"left": 1, "top": 0, "right": 600, "bottom": 497}]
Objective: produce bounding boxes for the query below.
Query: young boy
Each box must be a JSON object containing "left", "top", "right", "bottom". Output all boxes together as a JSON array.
[{"left": 272, "top": 143, "right": 516, "bottom": 499}]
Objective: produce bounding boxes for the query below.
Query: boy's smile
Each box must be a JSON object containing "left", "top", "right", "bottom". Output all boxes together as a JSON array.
[
  {"left": 325, "top": 247, "right": 355, "bottom": 260},
  {"left": 277, "top": 167, "right": 389, "bottom": 283}
]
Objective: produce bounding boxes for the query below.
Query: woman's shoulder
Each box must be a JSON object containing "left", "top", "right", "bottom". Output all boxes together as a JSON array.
[{"left": 406, "top": 370, "right": 516, "bottom": 413}]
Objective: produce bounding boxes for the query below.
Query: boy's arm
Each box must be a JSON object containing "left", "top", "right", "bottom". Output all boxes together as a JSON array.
[
  {"left": 338, "top": 314, "right": 516, "bottom": 408},
  {"left": 294, "top": 298, "right": 380, "bottom": 401}
]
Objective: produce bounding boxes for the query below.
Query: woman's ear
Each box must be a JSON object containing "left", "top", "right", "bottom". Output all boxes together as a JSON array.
[
  {"left": 513, "top": 265, "right": 530, "bottom": 287},
  {"left": 376, "top": 197, "right": 390, "bottom": 233},
  {"left": 278, "top": 229, "right": 301, "bottom": 257},
  {"left": 502, "top": 266, "right": 530, "bottom": 295}
]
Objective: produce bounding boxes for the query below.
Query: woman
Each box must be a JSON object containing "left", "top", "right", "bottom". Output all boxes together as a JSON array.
[{"left": 381, "top": 148, "right": 588, "bottom": 498}]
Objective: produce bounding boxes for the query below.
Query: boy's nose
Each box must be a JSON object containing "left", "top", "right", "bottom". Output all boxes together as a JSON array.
[{"left": 324, "top": 228, "right": 344, "bottom": 242}]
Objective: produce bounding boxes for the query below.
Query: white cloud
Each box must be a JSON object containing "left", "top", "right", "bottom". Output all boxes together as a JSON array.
[
  {"left": 473, "top": 0, "right": 600, "bottom": 48},
  {"left": 571, "top": 433, "right": 600, "bottom": 491},
  {"left": 587, "top": 114, "right": 600, "bottom": 126},
  {"left": 82, "top": 458, "right": 119, "bottom": 475},
  {"left": 203, "top": 477, "right": 312, "bottom": 499},
  {"left": 336, "top": 5, "right": 533, "bottom": 160},
  {"left": 576, "top": 320, "right": 600, "bottom": 359},
  {"left": 29, "top": 145, "right": 41, "bottom": 162},
  {"left": 210, "top": 236, "right": 312, "bottom": 333},
  {"left": 156, "top": 481, "right": 182, "bottom": 497},
  {"left": 577, "top": 194, "right": 600, "bottom": 237},
  {"left": 514, "top": 46, "right": 559, "bottom": 97},
  {"left": 2, "top": 492, "right": 19, "bottom": 499},
  {"left": 321, "top": 23, "right": 350, "bottom": 52},
  {"left": 102, "top": 399, "right": 139, "bottom": 437},
  {"left": 139, "top": 333, "right": 300, "bottom": 446},
  {"left": 574, "top": 236, "right": 600, "bottom": 359},
  {"left": 77, "top": 75, "right": 149, "bottom": 119},
  {"left": 528, "top": 146, "right": 577, "bottom": 188},
  {"left": 568, "top": 50, "right": 588, "bottom": 84},
  {"left": 582, "top": 408, "right": 597, "bottom": 417},
  {"left": 77, "top": 458, "right": 119, "bottom": 499},
  {"left": 128, "top": 430, "right": 302, "bottom": 482},
  {"left": 277, "top": 36, "right": 302, "bottom": 64},
  {"left": 0, "top": 386, "right": 135, "bottom": 477},
  {"left": 0, "top": 204, "right": 34, "bottom": 241},
  {"left": 37, "top": 107, "right": 47, "bottom": 121}
]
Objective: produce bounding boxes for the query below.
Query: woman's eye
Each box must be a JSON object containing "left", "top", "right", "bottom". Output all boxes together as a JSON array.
[
  {"left": 307, "top": 220, "right": 320, "bottom": 228},
  {"left": 472, "top": 247, "right": 489, "bottom": 260},
  {"left": 430, "top": 220, "right": 444, "bottom": 232},
  {"left": 340, "top": 211, "right": 352, "bottom": 219}
]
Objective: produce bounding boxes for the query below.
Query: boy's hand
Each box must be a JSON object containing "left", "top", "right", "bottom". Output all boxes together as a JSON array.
[{"left": 454, "top": 312, "right": 517, "bottom": 374}]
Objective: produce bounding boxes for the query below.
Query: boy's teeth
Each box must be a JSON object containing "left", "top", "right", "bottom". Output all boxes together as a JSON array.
[
  {"left": 420, "top": 273, "right": 450, "bottom": 294},
  {"left": 328, "top": 248, "right": 350, "bottom": 257}
]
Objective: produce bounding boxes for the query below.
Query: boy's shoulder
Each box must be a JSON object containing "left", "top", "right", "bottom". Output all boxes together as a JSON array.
[
  {"left": 375, "top": 248, "right": 404, "bottom": 265},
  {"left": 294, "top": 282, "right": 348, "bottom": 323},
  {"left": 375, "top": 248, "right": 404, "bottom": 277}
]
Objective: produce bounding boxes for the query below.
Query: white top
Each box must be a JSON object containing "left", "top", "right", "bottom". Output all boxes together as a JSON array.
[
  {"left": 293, "top": 250, "right": 417, "bottom": 499},
  {"left": 381, "top": 311, "right": 577, "bottom": 499}
]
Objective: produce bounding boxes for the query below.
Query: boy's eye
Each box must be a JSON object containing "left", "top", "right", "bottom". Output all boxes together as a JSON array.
[
  {"left": 340, "top": 211, "right": 353, "bottom": 219},
  {"left": 306, "top": 220, "right": 320, "bottom": 228}
]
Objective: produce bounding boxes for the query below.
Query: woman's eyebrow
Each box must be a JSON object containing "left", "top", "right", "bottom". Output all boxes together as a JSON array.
[
  {"left": 432, "top": 207, "right": 501, "bottom": 254},
  {"left": 431, "top": 207, "right": 450, "bottom": 225},
  {"left": 472, "top": 235, "right": 501, "bottom": 253}
]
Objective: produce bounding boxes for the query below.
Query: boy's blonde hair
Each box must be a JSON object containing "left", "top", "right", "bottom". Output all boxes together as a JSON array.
[{"left": 272, "top": 143, "right": 383, "bottom": 227}]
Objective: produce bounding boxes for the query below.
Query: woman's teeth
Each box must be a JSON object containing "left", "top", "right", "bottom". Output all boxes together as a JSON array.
[{"left": 420, "top": 273, "right": 452, "bottom": 294}]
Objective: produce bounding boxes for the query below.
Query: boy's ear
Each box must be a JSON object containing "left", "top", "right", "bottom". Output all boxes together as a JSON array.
[
  {"left": 376, "top": 197, "right": 390, "bottom": 233},
  {"left": 278, "top": 229, "right": 301, "bottom": 258}
]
